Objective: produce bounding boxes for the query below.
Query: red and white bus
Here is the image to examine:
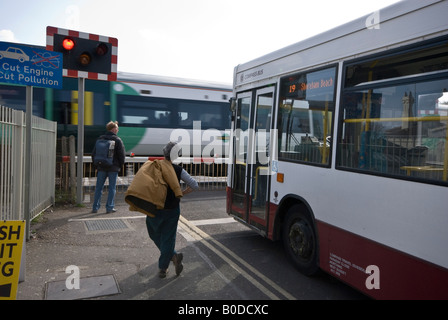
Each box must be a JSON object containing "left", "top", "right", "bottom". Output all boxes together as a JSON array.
[{"left": 226, "top": 0, "right": 448, "bottom": 299}]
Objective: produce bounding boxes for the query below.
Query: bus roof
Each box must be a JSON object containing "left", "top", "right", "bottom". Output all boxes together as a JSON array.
[
  {"left": 234, "top": 0, "right": 447, "bottom": 88},
  {"left": 117, "top": 71, "right": 232, "bottom": 92}
]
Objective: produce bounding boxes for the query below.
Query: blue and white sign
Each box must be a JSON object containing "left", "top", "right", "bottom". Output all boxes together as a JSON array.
[{"left": 0, "top": 41, "right": 62, "bottom": 89}]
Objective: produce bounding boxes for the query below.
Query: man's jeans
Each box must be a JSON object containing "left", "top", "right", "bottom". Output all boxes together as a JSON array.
[{"left": 92, "top": 170, "right": 118, "bottom": 212}]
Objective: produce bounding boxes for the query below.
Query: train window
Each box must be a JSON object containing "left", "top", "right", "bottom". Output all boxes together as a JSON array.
[
  {"left": 117, "top": 95, "right": 173, "bottom": 127},
  {"left": 117, "top": 94, "right": 230, "bottom": 129},
  {"left": 55, "top": 102, "right": 72, "bottom": 124},
  {"left": 0, "top": 85, "right": 45, "bottom": 117},
  {"left": 178, "top": 101, "right": 225, "bottom": 129}
]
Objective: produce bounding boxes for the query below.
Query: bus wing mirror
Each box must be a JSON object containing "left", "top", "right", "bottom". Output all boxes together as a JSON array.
[{"left": 229, "top": 97, "right": 236, "bottom": 112}]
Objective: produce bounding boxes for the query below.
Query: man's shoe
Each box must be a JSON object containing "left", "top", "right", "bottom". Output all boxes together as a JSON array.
[
  {"left": 91, "top": 209, "right": 98, "bottom": 213},
  {"left": 172, "top": 253, "right": 183, "bottom": 276},
  {"left": 106, "top": 209, "right": 117, "bottom": 214}
]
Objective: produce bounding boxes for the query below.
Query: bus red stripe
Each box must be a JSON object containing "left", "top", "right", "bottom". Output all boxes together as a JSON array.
[{"left": 317, "top": 221, "right": 448, "bottom": 299}]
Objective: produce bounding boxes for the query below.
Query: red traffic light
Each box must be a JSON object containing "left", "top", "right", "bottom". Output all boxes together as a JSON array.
[{"left": 62, "top": 37, "right": 75, "bottom": 51}]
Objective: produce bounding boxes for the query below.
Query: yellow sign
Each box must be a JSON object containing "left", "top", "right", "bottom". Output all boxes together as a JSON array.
[{"left": 0, "top": 221, "right": 25, "bottom": 300}]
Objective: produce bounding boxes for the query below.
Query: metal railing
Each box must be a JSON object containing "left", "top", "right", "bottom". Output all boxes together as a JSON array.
[
  {"left": 0, "top": 105, "right": 57, "bottom": 221},
  {"left": 83, "top": 157, "right": 228, "bottom": 193},
  {"left": 56, "top": 150, "right": 228, "bottom": 202}
]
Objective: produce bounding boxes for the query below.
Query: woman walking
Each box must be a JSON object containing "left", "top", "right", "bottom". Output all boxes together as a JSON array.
[{"left": 145, "top": 142, "right": 198, "bottom": 278}]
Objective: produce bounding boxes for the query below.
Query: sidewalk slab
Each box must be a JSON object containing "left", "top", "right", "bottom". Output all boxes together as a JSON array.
[{"left": 45, "top": 274, "right": 120, "bottom": 300}]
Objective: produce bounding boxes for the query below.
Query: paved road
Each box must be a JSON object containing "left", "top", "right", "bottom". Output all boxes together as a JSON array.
[{"left": 17, "top": 190, "right": 366, "bottom": 301}]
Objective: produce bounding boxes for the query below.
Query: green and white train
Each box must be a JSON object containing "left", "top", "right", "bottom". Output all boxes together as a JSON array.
[{"left": 0, "top": 71, "right": 232, "bottom": 157}]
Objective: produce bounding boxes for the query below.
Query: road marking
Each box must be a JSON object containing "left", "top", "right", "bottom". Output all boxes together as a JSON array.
[
  {"left": 178, "top": 216, "right": 295, "bottom": 300},
  {"left": 69, "top": 215, "right": 236, "bottom": 226},
  {"left": 190, "top": 217, "right": 236, "bottom": 226},
  {"left": 177, "top": 224, "right": 197, "bottom": 242},
  {"left": 189, "top": 240, "right": 250, "bottom": 300}
]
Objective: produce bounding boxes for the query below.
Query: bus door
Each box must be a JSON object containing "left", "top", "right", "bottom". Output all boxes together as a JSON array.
[
  {"left": 248, "top": 87, "right": 274, "bottom": 230},
  {"left": 230, "top": 91, "right": 252, "bottom": 221},
  {"left": 230, "top": 87, "right": 275, "bottom": 233}
]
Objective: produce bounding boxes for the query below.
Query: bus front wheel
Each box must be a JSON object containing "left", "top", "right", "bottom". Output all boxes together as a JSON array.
[{"left": 282, "top": 205, "right": 319, "bottom": 276}]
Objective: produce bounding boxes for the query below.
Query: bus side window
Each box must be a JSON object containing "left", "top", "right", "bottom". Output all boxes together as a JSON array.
[{"left": 338, "top": 80, "right": 448, "bottom": 183}]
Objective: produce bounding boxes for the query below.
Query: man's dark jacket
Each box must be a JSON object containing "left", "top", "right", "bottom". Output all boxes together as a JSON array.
[{"left": 91, "top": 131, "right": 126, "bottom": 172}]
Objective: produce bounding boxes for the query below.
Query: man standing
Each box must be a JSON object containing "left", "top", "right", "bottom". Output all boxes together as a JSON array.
[{"left": 91, "top": 121, "right": 126, "bottom": 213}]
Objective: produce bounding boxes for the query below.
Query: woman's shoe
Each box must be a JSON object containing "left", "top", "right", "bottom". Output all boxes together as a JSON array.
[
  {"left": 172, "top": 253, "right": 184, "bottom": 276},
  {"left": 158, "top": 269, "right": 167, "bottom": 278}
]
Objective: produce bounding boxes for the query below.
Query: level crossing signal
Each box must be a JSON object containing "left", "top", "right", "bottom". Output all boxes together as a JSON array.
[
  {"left": 54, "top": 34, "right": 112, "bottom": 74},
  {"left": 46, "top": 26, "right": 118, "bottom": 81}
]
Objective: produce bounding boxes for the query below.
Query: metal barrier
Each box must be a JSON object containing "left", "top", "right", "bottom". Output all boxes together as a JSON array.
[
  {"left": 0, "top": 105, "right": 57, "bottom": 221},
  {"left": 56, "top": 152, "right": 228, "bottom": 201},
  {"left": 0, "top": 106, "right": 24, "bottom": 220}
]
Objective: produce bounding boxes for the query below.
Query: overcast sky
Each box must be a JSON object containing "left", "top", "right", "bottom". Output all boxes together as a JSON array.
[{"left": 0, "top": 0, "right": 401, "bottom": 84}]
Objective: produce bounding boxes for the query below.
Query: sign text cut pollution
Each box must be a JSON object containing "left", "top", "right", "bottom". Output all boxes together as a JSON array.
[{"left": 0, "top": 41, "right": 62, "bottom": 89}]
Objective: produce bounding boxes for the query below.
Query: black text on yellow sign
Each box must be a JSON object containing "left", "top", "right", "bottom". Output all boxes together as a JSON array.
[{"left": 0, "top": 221, "right": 25, "bottom": 300}]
